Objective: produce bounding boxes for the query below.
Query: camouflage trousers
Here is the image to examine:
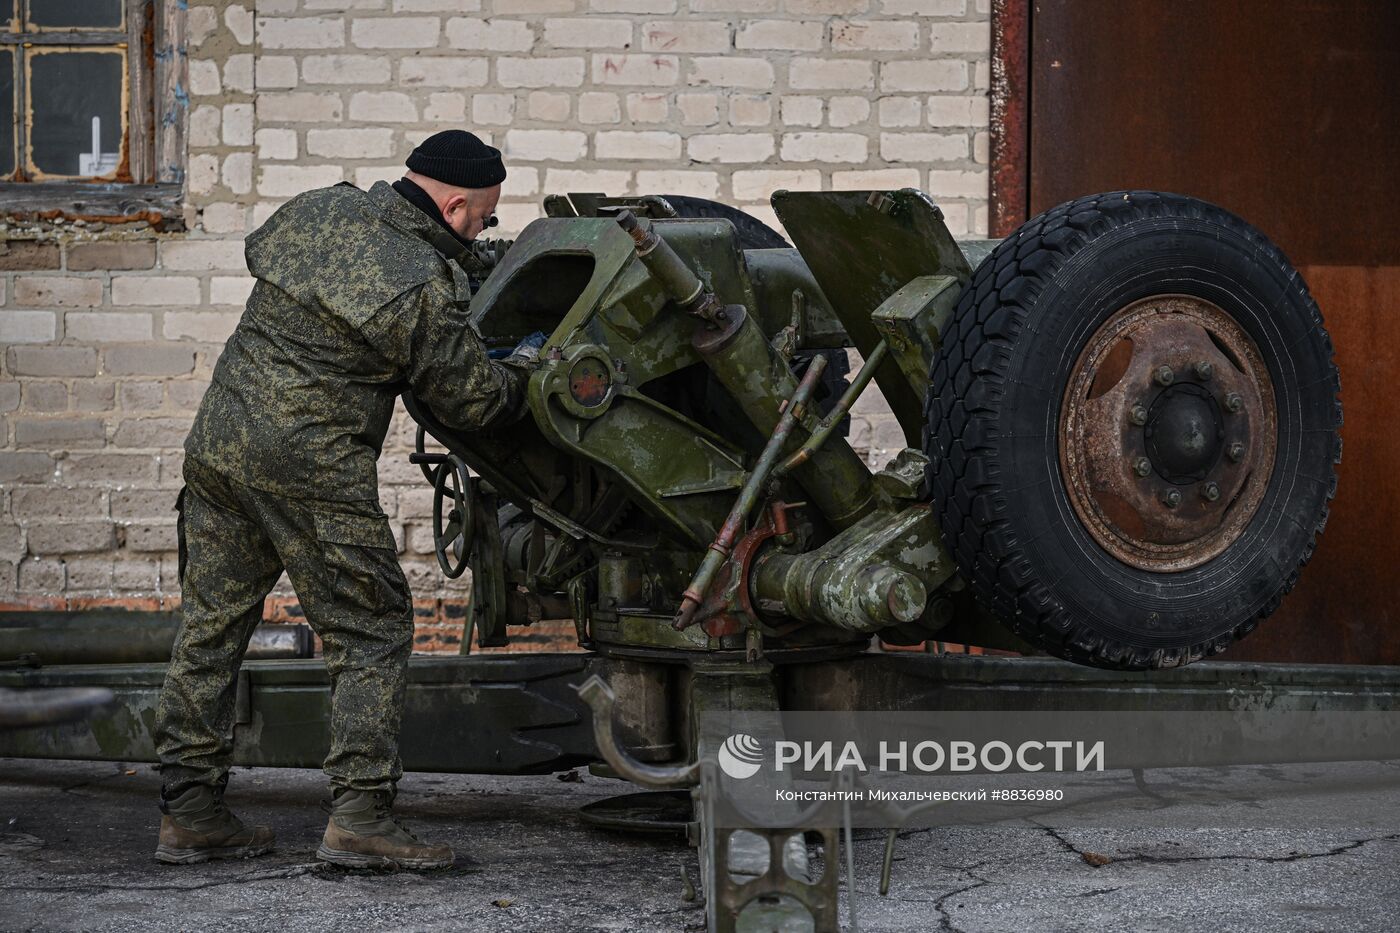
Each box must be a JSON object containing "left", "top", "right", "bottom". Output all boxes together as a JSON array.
[{"left": 154, "top": 456, "right": 413, "bottom": 797}]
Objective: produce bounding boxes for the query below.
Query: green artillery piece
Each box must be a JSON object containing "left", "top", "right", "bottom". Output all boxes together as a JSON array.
[{"left": 406, "top": 187, "right": 1341, "bottom": 672}]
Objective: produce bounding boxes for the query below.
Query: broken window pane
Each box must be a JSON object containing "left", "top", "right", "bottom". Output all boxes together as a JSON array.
[
  {"left": 27, "top": 0, "right": 123, "bottom": 29},
  {"left": 28, "top": 48, "right": 124, "bottom": 178},
  {"left": 0, "top": 50, "right": 12, "bottom": 178}
]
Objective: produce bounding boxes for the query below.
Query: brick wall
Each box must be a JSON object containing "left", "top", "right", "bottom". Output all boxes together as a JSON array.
[{"left": 0, "top": 0, "right": 991, "bottom": 650}]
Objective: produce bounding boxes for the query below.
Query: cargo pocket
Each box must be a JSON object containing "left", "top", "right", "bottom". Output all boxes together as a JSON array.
[
  {"left": 174, "top": 486, "right": 188, "bottom": 586},
  {"left": 312, "top": 511, "right": 411, "bottom": 620}
]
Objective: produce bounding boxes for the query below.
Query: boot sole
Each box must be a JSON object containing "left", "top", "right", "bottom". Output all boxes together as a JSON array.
[
  {"left": 316, "top": 843, "right": 453, "bottom": 870},
  {"left": 154, "top": 841, "right": 275, "bottom": 865}
]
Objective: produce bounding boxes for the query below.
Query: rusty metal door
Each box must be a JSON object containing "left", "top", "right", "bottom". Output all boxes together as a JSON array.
[{"left": 1013, "top": 0, "right": 1400, "bottom": 663}]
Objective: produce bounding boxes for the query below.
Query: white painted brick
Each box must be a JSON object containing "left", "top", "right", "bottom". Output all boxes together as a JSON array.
[
  {"left": 497, "top": 57, "right": 586, "bottom": 88},
  {"left": 349, "top": 91, "right": 419, "bottom": 121},
  {"left": 393, "top": 0, "right": 481, "bottom": 9},
  {"left": 304, "top": 0, "right": 382, "bottom": 7},
  {"left": 926, "top": 94, "right": 989, "bottom": 127},
  {"left": 257, "top": 92, "right": 343, "bottom": 122},
  {"left": 528, "top": 92, "right": 571, "bottom": 121},
  {"left": 926, "top": 169, "right": 989, "bottom": 199},
  {"left": 790, "top": 58, "right": 873, "bottom": 91},
  {"left": 256, "top": 17, "right": 345, "bottom": 49},
  {"left": 729, "top": 95, "right": 772, "bottom": 127},
  {"left": 224, "top": 54, "right": 255, "bottom": 94},
  {"left": 257, "top": 164, "right": 346, "bottom": 197},
  {"left": 256, "top": 56, "right": 299, "bottom": 88},
  {"left": 689, "top": 57, "right": 773, "bottom": 89},
  {"left": 735, "top": 19, "right": 822, "bottom": 51},
  {"left": 202, "top": 203, "right": 248, "bottom": 234},
  {"left": 543, "top": 18, "right": 631, "bottom": 48},
  {"left": 626, "top": 93, "right": 669, "bottom": 123},
  {"left": 731, "top": 168, "right": 820, "bottom": 201},
  {"left": 222, "top": 153, "right": 254, "bottom": 195},
  {"left": 881, "top": 0, "right": 964, "bottom": 12},
  {"left": 112, "top": 277, "right": 202, "bottom": 307},
  {"left": 14, "top": 277, "right": 102, "bottom": 308},
  {"left": 879, "top": 131, "right": 967, "bottom": 162},
  {"left": 827, "top": 96, "right": 870, "bottom": 127},
  {"left": 256, "top": 128, "right": 299, "bottom": 160},
  {"left": 425, "top": 92, "right": 467, "bottom": 121},
  {"left": 831, "top": 19, "right": 918, "bottom": 51},
  {"left": 641, "top": 20, "right": 730, "bottom": 53},
  {"left": 502, "top": 167, "right": 541, "bottom": 197},
  {"left": 188, "top": 60, "right": 221, "bottom": 97},
  {"left": 974, "top": 130, "right": 989, "bottom": 164},
  {"left": 595, "top": 131, "right": 681, "bottom": 160},
  {"left": 780, "top": 96, "right": 823, "bottom": 127},
  {"left": 780, "top": 132, "right": 867, "bottom": 162},
  {"left": 677, "top": 93, "right": 720, "bottom": 126},
  {"left": 693, "top": 0, "right": 774, "bottom": 9},
  {"left": 0, "top": 311, "right": 56, "bottom": 344},
  {"left": 307, "top": 127, "right": 396, "bottom": 158},
  {"left": 400, "top": 56, "right": 487, "bottom": 87},
  {"left": 590, "top": 0, "right": 674, "bottom": 10},
  {"left": 355, "top": 165, "right": 406, "bottom": 188},
  {"left": 544, "top": 169, "right": 632, "bottom": 193},
  {"left": 577, "top": 92, "right": 621, "bottom": 124},
  {"left": 446, "top": 17, "right": 534, "bottom": 51},
  {"left": 67, "top": 312, "right": 154, "bottom": 343},
  {"left": 832, "top": 167, "right": 922, "bottom": 189},
  {"left": 502, "top": 129, "right": 588, "bottom": 162},
  {"left": 351, "top": 17, "right": 441, "bottom": 48},
  {"left": 929, "top": 21, "right": 989, "bottom": 53},
  {"left": 941, "top": 201, "right": 970, "bottom": 236},
  {"left": 222, "top": 103, "right": 254, "bottom": 146},
  {"left": 593, "top": 54, "right": 680, "bottom": 86},
  {"left": 687, "top": 133, "right": 775, "bottom": 163},
  {"left": 189, "top": 105, "right": 221, "bottom": 149},
  {"left": 974, "top": 59, "right": 990, "bottom": 91},
  {"left": 472, "top": 93, "right": 516, "bottom": 124},
  {"left": 188, "top": 154, "right": 219, "bottom": 195},
  {"left": 494, "top": 202, "right": 544, "bottom": 237},
  {"left": 881, "top": 60, "right": 967, "bottom": 92},
  {"left": 635, "top": 170, "right": 719, "bottom": 198},
  {"left": 163, "top": 312, "right": 242, "bottom": 343},
  {"left": 303, "top": 54, "right": 392, "bottom": 84},
  {"left": 160, "top": 240, "right": 248, "bottom": 271},
  {"left": 788, "top": 0, "right": 868, "bottom": 11},
  {"left": 878, "top": 96, "right": 921, "bottom": 127}
]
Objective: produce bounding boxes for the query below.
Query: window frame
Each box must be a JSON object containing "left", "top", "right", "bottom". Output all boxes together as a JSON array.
[{"left": 0, "top": 0, "right": 184, "bottom": 220}]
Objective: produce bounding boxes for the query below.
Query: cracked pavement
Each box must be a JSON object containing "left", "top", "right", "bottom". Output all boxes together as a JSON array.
[{"left": 2, "top": 758, "right": 1398, "bottom": 932}]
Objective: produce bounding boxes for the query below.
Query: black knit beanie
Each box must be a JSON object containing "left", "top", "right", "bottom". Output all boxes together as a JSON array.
[{"left": 406, "top": 130, "right": 506, "bottom": 188}]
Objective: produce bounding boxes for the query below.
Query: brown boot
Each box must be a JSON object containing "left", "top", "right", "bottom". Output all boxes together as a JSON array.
[
  {"left": 316, "top": 788, "right": 453, "bottom": 870},
  {"left": 154, "top": 784, "right": 275, "bottom": 865}
]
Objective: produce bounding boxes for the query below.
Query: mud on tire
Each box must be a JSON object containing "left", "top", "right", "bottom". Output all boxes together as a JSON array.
[{"left": 923, "top": 191, "right": 1342, "bottom": 670}]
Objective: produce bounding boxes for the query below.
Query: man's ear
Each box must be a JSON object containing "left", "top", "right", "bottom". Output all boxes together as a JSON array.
[{"left": 441, "top": 192, "right": 468, "bottom": 225}]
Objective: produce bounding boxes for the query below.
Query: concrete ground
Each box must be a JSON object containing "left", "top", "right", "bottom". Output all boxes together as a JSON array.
[{"left": 1, "top": 758, "right": 1397, "bottom": 933}]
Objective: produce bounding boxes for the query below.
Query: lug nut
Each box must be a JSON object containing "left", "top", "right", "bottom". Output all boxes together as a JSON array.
[
  {"left": 1133, "top": 457, "right": 1152, "bottom": 477},
  {"left": 1225, "top": 393, "right": 1243, "bottom": 413},
  {"left": 1129, "top": 405, "right": 1149, "bottom": 426},
  {"left": 1154, "top": 365, "right": 1175, "bottom": 387},
  {"left": 1161, "top": 489, "right": 1182, "bottom": 508},
  {"left": 1201, "top": 482, "right": 1221, "bottom": 502},
  {"left": 1193, "top": 360, "right": 1213, "bottom": 380},
  {"left": 1227, "top": 442, "right": 1245, "bottom": 462}
]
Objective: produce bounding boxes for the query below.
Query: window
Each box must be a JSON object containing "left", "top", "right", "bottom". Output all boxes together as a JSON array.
[{"left": 1, "top": 0, "right": 183, "bottom": 218}]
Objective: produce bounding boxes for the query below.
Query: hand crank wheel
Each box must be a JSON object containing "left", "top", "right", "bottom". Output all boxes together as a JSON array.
[{"left": 432, "top": 456, "right": 474, "bottom": 579}]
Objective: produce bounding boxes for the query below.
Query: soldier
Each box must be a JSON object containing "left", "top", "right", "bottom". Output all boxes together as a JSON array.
[{"left": 152, "top": 131, "right": 538, "bottom": 869}]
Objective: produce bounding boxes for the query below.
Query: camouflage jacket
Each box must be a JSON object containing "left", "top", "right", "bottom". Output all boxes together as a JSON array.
[{"left": 186, "top": 181, "right": 529, "bottom": 502}]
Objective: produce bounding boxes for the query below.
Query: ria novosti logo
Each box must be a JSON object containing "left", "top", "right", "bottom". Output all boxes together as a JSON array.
[{"left": 717, "top": 733, "right": 764, "bottom": 779}]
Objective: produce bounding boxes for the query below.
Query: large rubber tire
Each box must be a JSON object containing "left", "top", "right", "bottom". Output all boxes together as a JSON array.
[{"left": 924, "top": 191, "right": 1341, "bottom": 670}]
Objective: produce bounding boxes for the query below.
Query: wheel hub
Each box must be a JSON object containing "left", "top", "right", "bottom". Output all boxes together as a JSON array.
[{"left": 1059, "top": 295, "right": 1277, "bottom": 572}]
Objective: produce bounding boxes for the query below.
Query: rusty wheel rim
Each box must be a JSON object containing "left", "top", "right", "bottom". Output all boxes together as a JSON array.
[{"left": 1059, "top": 295, "right": 1277, "bottom": 572}]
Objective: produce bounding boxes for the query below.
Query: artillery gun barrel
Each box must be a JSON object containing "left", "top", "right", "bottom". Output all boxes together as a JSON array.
[{"left": 0, "top": 612, "right": 315, "bottom": 665}]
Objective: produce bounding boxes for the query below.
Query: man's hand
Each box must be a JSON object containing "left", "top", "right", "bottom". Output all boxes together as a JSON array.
[{"left": 506, "top": 331, "right": 547, "bottom": 365}]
